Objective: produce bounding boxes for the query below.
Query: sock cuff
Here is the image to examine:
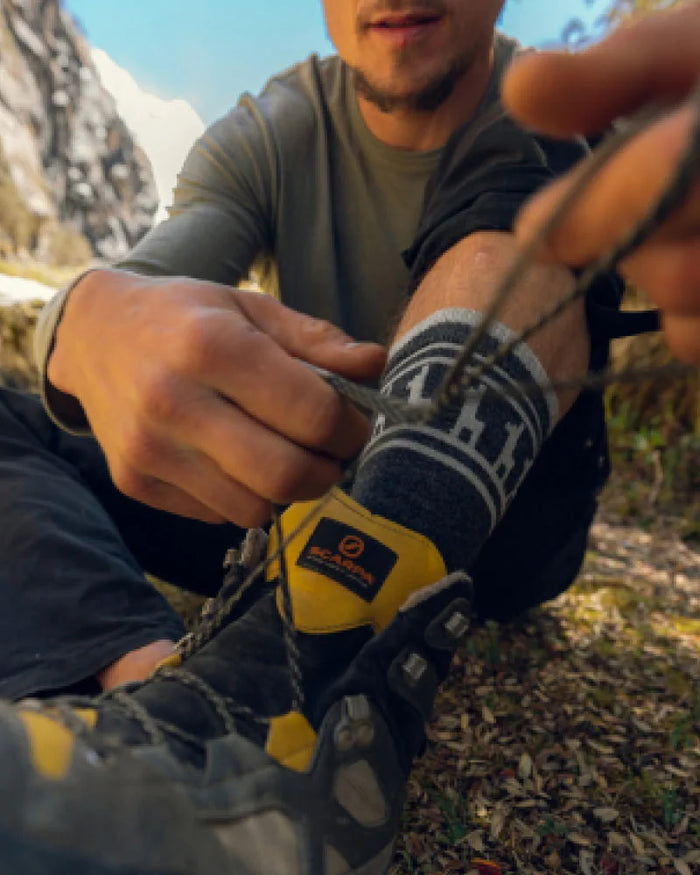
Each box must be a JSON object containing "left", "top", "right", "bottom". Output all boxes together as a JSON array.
[
  {"left": 386, "top": 308, "right": 559, "bottom": 427},
  {"left": 354, "top": 309, "right": 561, "bottom": 572}
]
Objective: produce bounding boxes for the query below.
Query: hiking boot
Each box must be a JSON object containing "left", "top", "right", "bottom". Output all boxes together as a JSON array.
[{"left": 0, "top": 488, "right": 474, "bottom": 875}]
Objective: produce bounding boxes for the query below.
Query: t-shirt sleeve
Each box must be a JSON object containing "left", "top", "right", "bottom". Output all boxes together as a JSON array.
[
  {"left": 404, "top": 109, "right": 589, "bottom": 288},
  {"left": 35, "top": 96, "right": 277, "bottom": 432},
  {"left": 117, "top": 95, "right": 275, "bottom": 282}
]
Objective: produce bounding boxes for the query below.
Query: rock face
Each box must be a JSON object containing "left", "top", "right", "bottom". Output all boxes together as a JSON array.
[{"left": 0, "top": 0, "right": 158, "bottom": 262}]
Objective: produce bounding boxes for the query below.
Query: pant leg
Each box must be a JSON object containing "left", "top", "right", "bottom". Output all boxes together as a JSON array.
[
  {"left": 0, "top": 388, "right": 244, "bottom": 701},
  {"left": 470, "top": 390, "right": 609, "bottom": 622}
]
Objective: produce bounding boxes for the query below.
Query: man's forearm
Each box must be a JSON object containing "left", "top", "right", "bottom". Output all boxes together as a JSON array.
[{"left": 396, "top": 230, "right": 588, "bottom": 419}]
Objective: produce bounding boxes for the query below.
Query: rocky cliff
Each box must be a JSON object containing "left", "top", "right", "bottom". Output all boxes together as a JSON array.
[{"left": 0, "top": 0, "right": 158, "bottom": 263}]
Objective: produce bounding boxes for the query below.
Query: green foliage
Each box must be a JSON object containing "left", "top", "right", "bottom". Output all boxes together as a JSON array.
[
  {"left": 537, "top": 817, "right": 570, "bottom": 848},
  {"left": 431, "top": 786, "right": 471, "bottom": 845},
  {"left": 464, "top": 620, "right": 502, "bottom": 667},
  {"left": 603, "top": 313, "right": 700, "bottom": 529},
  {"left": 661, "top": 786, "right": 684, "bottom": 830}
]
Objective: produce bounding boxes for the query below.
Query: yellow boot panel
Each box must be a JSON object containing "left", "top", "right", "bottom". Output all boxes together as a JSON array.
[
  {"left": 269, "top": 489, "right": 446, "bottom": 634},
  {"left": 265, "top": 712, "right": 317, "bottom": 773},
  {"left": 17, "top": 707, "right": 97, "bottom": 780}
]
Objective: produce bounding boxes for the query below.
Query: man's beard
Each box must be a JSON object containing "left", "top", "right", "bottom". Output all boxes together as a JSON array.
[{"left": 351, "top": 53, "right": 470, "bottom": 113}]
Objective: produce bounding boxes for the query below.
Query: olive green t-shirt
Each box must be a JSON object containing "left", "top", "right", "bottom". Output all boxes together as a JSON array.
[
  {"left": 122, "top": 54, "right": 448, "bottom": 343},
  {"left": 36, "top": 36, "right": 519, "bottom": 429}
]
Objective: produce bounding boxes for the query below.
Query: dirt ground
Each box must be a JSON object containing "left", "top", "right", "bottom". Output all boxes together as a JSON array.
[{"left": 390, "top": 494, "right": 699, "bottom": 875}]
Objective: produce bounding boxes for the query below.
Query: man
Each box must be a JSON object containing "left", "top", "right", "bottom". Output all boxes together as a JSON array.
[{"left": 0, "top": 1, "right": 639, "bottom": 872}]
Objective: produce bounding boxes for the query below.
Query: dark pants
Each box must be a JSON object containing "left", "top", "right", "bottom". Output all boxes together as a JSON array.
[{"left": 0, "top": 386, "right": 609, "bottom": 701}]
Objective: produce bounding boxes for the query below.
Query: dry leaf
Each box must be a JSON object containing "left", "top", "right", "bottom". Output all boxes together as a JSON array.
[
  {"left": 544, "top": 850, "right": 561, "bottom": 870},
  {"left": 593, "top": 808, "right": 620, "bottom": 824},
  {"left": 482, "top": 706, "right": 495, "bottom": 725},
  {"left": 490, "top": 808, "right": 506, "bottom": 840},
  {"left": 579, "top": 850, "right": 595, "bottom": 875},
  {"left": 629, "top": 834, "right": 646, "bottom": 856},
  {"left": 587, "top": 739, "right": 615, "bottom": 755},
  {"left": 386, "top": 512, "right": 700, "bottom": 875},
  {"left": 518, "top": 752, "right": 533, "bottom": 780},
  {"left": 466, "top": 831, "right": 485, "bottom": 853}
]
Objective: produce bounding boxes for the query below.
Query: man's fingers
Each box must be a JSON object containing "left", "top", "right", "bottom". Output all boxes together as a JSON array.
[
  {"left": 107, "top": 467, "right": 230, "bottom": 525},
  {"left": 109, "top": 385, "right": 344, "bottom": 516},
  {"left": 502, "top": 2, "right": 700, "bottom": 137},
  {"left": 167, "top": 298, "right": 376, "bottom": 459},
  {"left": 108, "top": 405, "right": 344, "bottom": 527},
  {"left": 173, "top": 391, "right": 344, "bottom": 504},
  {"left": 105, "top": 429, "right": 273, "bottom": 526},
  {"left": 622, "top": 238, "right": 700, "bottom": 365},
  {"left": 623, "top": 239, "right": 700, "bottom": 312},
  {"left": 661, "top": 313, "right": 700, "bottom": 365},
  {"left": 514, "top": 105, "right": 698, "bottom": 265},
  {"left": 59, "top": 274, "right": 383, "bottom": 517},
  {"left": 234, "top": 290, "right": 387, "bottom": 381}
]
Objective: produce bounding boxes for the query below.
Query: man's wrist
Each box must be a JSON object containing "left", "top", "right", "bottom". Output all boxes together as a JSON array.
[{"left": 35, "top": 268, "right": 102, "bottom": 434}]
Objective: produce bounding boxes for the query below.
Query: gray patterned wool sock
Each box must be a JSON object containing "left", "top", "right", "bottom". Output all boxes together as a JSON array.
[{"left": 350, "top": 308, "right": 558, "bottom": 571}]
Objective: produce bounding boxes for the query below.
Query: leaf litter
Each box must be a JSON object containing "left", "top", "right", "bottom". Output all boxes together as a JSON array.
[{"left": 390, "top": 505, "right": 700, "bottom": 875}]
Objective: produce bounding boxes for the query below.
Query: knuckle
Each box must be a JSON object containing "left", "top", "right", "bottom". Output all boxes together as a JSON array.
[
  {"left": 139, "top": 370, "right": 180, "bottom": 424},
  {"left": 669, "top": 250, "right": 700, "bottom": 298},
  {"left": 299, "top": 390, "right": 343, "bottom": 448},
  {"left": 265, "top": 455, "right": 337, "bottom": 504},
  {"left": 265, "top": 458, "right": 309, "bottom": 504},
  {"left": 234, "top": 499, "right": 272, "bottom": 529},
  {"left": 118, "top": 421, "right": 161, "bottom": 473},
  {"left": 265, "top": 466, "right": 301, "bottom": 505},
  {"left": 128, "top": 436, "right": 162, "bottom": 473},
  {"left": 227, "top": 319, "right": 262, "bottom": 364},
  {"left": 110, "top": 458, "right": 149, "bottom": 500},
  {"left": 299, "top": 314, "right": 344, "bottom": 343},
  {"left": 176, "top": 314, "right": 215, "bottom": 373}
]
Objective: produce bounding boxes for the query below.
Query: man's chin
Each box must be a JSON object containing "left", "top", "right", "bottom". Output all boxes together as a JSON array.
[{"left": 352, "top": 66, "right": 462, "bottom": 114}]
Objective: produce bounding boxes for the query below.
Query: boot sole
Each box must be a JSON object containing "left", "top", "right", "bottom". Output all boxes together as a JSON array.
[
  {"left": 0, "top": 820, "right": 178, "bottom": 875},
  {"left": 0, "top": 817, "right": 394, "bottom": 875}
]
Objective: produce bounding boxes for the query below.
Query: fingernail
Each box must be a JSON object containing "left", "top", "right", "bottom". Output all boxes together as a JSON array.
[{"left": 346, "top": 339, "right": 382, "bottom": 348}]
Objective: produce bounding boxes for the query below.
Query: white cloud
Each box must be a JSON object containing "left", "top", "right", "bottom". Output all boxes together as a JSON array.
[{"left": 90, "top": 48, "right": 206, "bottom": 222}]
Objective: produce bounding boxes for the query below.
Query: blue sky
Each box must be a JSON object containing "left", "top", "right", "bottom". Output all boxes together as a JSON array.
[{"left": 63, "top": 0, "right": 611, "bottom": 124}]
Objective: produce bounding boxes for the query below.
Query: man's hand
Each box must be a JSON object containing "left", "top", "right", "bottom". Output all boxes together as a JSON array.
[
  {"left": 502, "top": 1, "right": 700, "bottom": 364},
  {"left": 48, "top": 270, "right": 386, "bottom": 525}
]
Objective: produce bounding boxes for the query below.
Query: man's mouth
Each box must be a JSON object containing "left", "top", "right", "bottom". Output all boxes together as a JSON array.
[
  {"left": 370, "top": 11, "right": 442, "bottom": 28},
  {"left": 365, "top": 9, "right": 444, "bottom": 42}
]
